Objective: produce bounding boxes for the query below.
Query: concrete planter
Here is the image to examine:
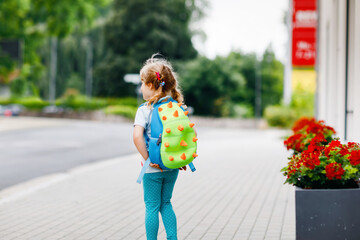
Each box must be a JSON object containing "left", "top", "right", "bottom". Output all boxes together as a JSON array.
[{"left": 295, "top": 187, "right": 360, "bottom": 240}]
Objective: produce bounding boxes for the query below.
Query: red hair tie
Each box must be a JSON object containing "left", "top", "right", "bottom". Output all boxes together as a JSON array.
[
  {"left": 156, "top": 72, "right": 165, "bottom": 86},
  {"left": 156, "top": 72, "right": 161, "bottom": 81}
]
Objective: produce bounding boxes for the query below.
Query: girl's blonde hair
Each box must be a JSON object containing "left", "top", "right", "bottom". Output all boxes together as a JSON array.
[{"left": 140, "top": 54, "right": 183, "bottom": 106}]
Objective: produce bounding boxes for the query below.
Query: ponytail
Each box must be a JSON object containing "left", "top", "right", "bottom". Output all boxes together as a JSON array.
[
  {"left": 141, "top": 55, "right": 184, "bottom": 106},
  {"left": 171, "top": 88, "right": 183, "bottom": 103}
]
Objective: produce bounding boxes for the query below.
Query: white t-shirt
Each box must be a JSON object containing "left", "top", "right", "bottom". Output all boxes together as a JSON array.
[{"left": 133, "top": 97, "right": 174, "bottom": 173}]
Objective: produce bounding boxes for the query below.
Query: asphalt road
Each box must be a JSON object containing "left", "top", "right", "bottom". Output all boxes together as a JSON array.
[{"left": 0, "top": 120, "right": 138, "bottom": 190}]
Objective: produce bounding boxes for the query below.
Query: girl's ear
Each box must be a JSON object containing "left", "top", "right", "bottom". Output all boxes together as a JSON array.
[{"left": 147, "top": 83, "right": 153, "bottom": 89}]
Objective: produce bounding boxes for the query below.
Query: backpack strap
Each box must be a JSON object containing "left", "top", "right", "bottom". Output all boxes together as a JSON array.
[
  {"left": 144, "top": 130, "right": 150, "bottom": 148},
  {"left": 136, "top": 157, "right": 151, "bottom": 184},
  {"left": 157, "top": 96, "right": 173, "bottom": 104},
  {"left": 188, "top": 162, "right": 196, "bottom": 172}
]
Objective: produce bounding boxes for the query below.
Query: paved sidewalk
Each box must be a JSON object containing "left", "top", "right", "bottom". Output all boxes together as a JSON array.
[{"left": 0, "top": 120, "right": 295, "bottom": 239}]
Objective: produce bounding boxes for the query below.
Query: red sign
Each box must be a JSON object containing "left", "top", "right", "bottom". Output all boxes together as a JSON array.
[{"left": 292, "top": 0, "right": 317, "bottom": 67}]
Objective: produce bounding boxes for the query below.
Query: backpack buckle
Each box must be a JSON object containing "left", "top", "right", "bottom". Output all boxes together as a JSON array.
[{"left": 156, "top": 133, "right": 162, "bottom": 145}]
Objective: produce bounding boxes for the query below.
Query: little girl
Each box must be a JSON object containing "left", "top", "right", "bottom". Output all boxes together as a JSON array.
[{"left": 133, "top": 54, "right": 187, "bottom": 240}]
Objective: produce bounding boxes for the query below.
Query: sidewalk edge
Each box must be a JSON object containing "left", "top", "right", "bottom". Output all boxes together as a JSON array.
[{"left": 0, "top": 153, "right": 139, "bottom": 205}]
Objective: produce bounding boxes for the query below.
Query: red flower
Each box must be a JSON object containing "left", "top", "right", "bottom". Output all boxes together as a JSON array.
[
  {"left": 292, "top": 117, "right": 316, "bottom": 132},
  {"left": 325, "top": 163, "right": 345, "bottom": 180},
  {"left": 306, "top": 122, "right": 323, "bottom": 134},
  {"left": 349, "top": 150, "right": 360, "bottom": 166},
  {"left": 284, "top": 117, "right": 336, "bottom": 153},
  {"left": 284, "top": 133, "right": 306, "bottom": 151},
  {"left": 329, "top": 140, "right": 341, "bottom": 147},
  {"left": 347, "top": 142, "right": 359, "bottom": 148},
  {"left": 300, "top": 149, "right": 321, "bottom": 170},
  {"left": 324, "top": 140, "right": 342, "bottom": 156},
  {"left": 325, "top": 126, "right": 336, "bottom": 134},
  {"left": 339, "top": 145, "right": 350, "bottom": 156},
  {"left": 308, "top": 134, "right": 326, "bottom": 151}
]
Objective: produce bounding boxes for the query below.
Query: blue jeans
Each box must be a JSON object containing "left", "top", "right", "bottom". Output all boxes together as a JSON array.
[{"left": 143, "top": 170, "right": 179, "bottom": 240}]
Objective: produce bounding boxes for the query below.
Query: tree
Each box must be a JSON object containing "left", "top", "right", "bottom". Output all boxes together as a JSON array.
[
  {"left": 178, "top": 56, "right": 246, "bottom": 116},
  {"left": 31, "top": 0, "right": 112, "bottom": 101},
  {"left": 0, "top": 0, "right": 43, "bottom": 88},
  {"left": 178, "top": 47, "right": 284, "bottom": 117},
  {"left": 30, "top": 0, "right": 112, "bottom": 38},
  {"left": 0, "top": 0, "right": 112, "bottom": 98},
  {"left": 259, "top": 46, "right": 284, "bottom": 113},
  {"left": 93, "top": 0, "right": 205, "bottom": 97},
  {"left": 227, "top": 47, "right": 284, "bottom": 116}
]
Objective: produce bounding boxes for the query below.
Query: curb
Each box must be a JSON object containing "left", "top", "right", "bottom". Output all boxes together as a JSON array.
[{"left": 0, "top": 153, "right": 139, "bottom": 206}]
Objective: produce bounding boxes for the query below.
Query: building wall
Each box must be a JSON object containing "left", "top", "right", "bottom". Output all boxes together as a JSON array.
[
  {"left": 346, "top": 0, "right": 360, "bottom": 141},
  {"left": 316, "top": 0, "right": 360, "bottom": 142}
]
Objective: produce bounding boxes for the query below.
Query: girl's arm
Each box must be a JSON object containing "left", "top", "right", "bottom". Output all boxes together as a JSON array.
[
  {"left": 133, "top": 125, "right": 162, "bottom": 170},
  {"left": 133, "top": 125, "right": 149, "bottom": 160}
]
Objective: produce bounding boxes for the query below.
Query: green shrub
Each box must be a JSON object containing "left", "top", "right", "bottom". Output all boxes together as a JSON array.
[
  {"left": 13, "top": 96, "right": 49, "bottom": 110},
  {"left": 264, "top": 89, "right": 315, "bottom": 128},
  {"left": 233, "top": 104, "right": 254, "bottom": 118},
  {"left": 104, "top": 97, "right": 139, "bottom": 107},
  {"left": 0, "top": 98, "right": 11, "bottom": 105},
  {"left": 104, "top": 105, "right": 137, "bottom": 119},
  {"left": 290, "top": 90, "right": 314, "bottom": 118},
  {"left": 264, "top": 105, "right": 297, "bottom": 128},
  {"left": 56, "top": 89, "right": 107, "bottom": 110}
]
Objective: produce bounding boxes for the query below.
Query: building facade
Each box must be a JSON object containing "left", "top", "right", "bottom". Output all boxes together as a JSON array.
[{"left": 316, "top": 0, "right": 360, "bottom": 141}]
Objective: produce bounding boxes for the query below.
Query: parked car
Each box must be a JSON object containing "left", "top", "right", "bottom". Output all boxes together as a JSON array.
[{"left": 0, "top": 104, "right": 24, "bottom": 116}]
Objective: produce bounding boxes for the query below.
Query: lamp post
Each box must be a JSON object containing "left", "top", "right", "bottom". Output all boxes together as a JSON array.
[
  {"left": 255, "top": 55, "right": 262, "bottom": 119},
  {"left": 49, "top": 37, "right": 58, "bottom": 104},
  {"left": 85, "top": 37, "right": 93, "bottom": 98}
]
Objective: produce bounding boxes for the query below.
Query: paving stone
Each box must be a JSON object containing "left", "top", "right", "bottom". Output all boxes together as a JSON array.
[{"left": 0, "top": 127, "right": 295, "bottom": 240}]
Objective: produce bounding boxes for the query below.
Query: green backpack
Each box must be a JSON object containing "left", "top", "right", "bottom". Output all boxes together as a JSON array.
[{"left": 137, "top": 97, "right": 197, "bottom": 183}]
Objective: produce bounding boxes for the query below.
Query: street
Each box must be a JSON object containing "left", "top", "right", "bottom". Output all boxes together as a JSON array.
[{"left": 0, "top": 117, "right": 137, "bottom": 190}]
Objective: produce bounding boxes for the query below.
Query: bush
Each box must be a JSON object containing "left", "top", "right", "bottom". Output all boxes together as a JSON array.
[
  {"left": 55, "top": 89, "right": 107, "bottom": 110},
  {"left": 0, "top": 98, "right": 11, "bottom": 105},
  {"left": 104, "top": 105, "right": 137, "bottom": 119},
  {"left": 104, "top": 97, "right": 139, "bottom": 107},
  {"left": 13, "top": 96, "right": 49, "bottom": 110},
  {"left": 264, "top": 105, "right": 297, "bottom": 128},
  {"left": 0, "top": 92, "right": 140, "bottom": 116},
  {"left": 264, "top": 88, "right": 315, "bottom": 128},
  {"left": 233, "top": 104, "right": 254, "bottom": 118},
  {"left": 290, "top": 90, "right": 314, "bottom": 117}
]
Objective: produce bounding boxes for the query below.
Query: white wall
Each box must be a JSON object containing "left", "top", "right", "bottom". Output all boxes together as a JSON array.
[
  {"left": 346, "top": 0, "right": 360, "bottom": 142},
  {"left": 316, "top": 0, "right": 360, "bottom": 141}
]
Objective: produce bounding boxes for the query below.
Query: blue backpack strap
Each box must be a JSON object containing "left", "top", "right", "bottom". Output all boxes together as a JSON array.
[
  {"left": 188, "top": 162, "right": 196, "bottom": 172},
  {"left": 144, "top": 131, "right": 150, "bottom": 148},
  {"left": 157, "top": 96, "right": 173, "bottom": 104},
  {"left": 136, "top": 157, "right": 151, "bottom": 184}
]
